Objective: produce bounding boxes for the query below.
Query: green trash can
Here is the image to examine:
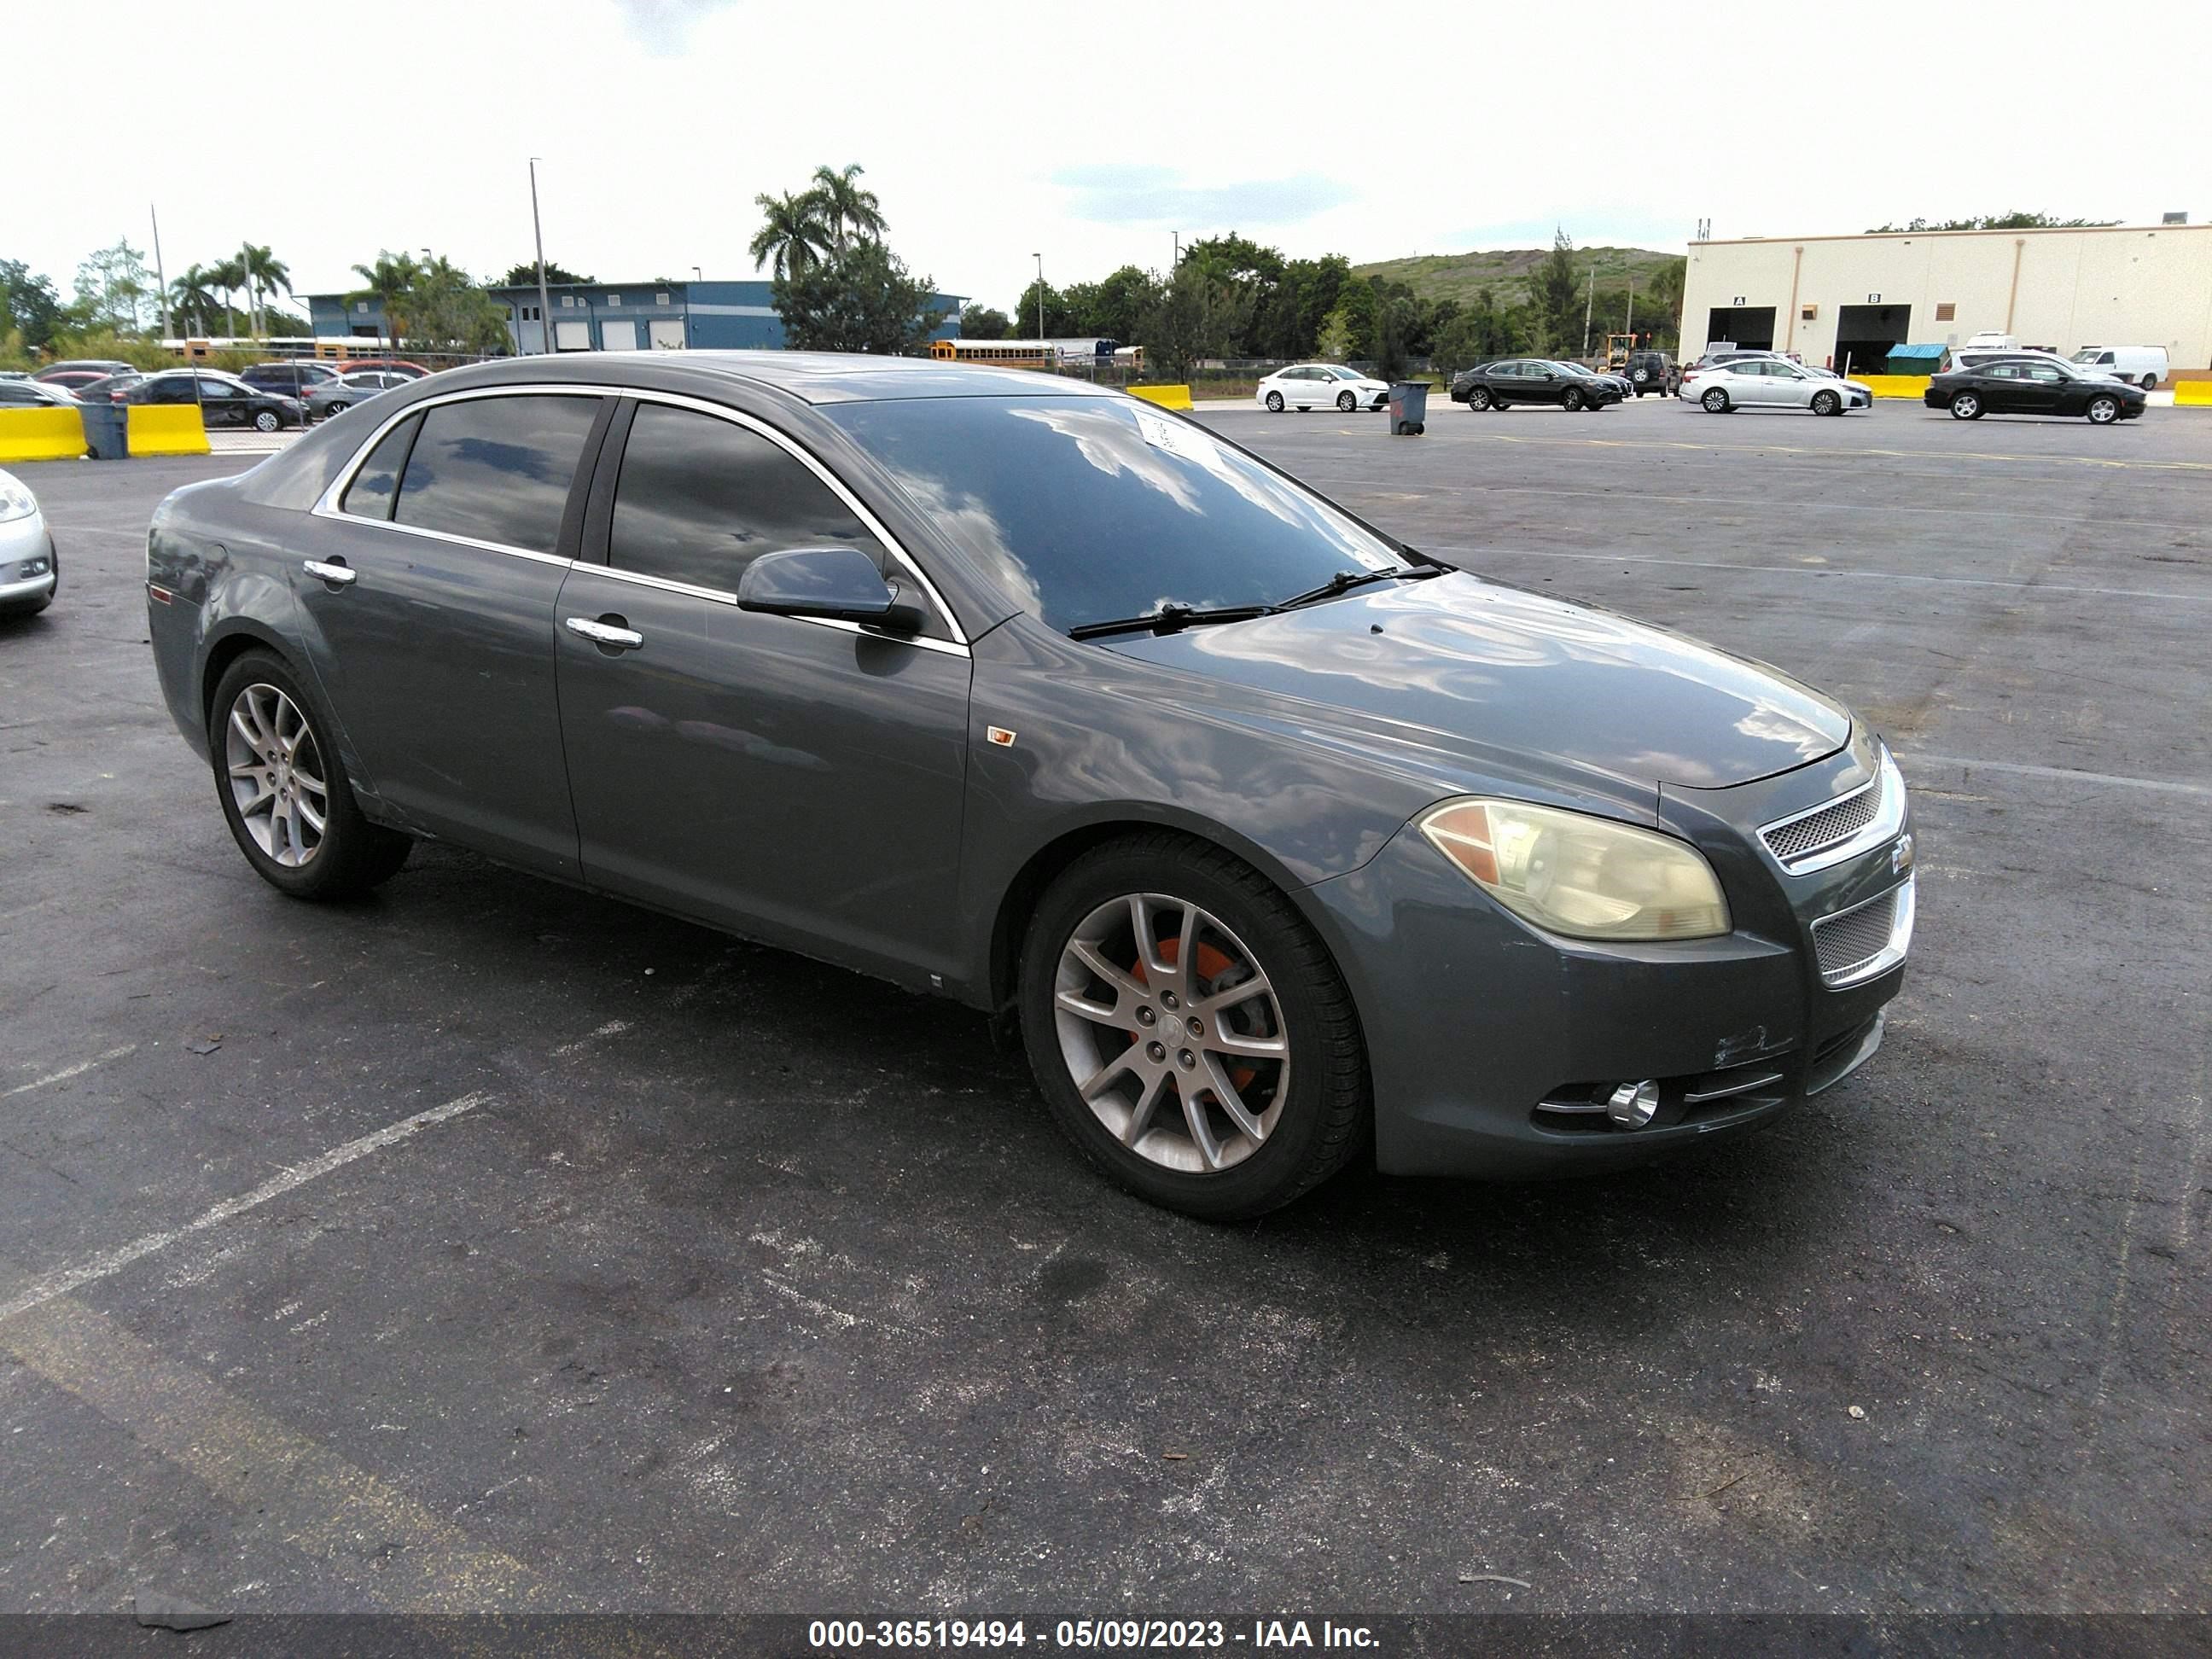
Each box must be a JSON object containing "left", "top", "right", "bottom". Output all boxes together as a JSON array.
[
  {"left": 78, "top": 400, "right": 128, "bottom": 460},
  {"left": 1388, "top": 381, "right": 1429, "bottom": 436}
]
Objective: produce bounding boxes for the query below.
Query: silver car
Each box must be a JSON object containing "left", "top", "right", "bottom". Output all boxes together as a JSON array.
[
  {"left": 306, "top": 371, "right": 413, "bottom": 421},
  {"left": 0, "top": 468, "right": 57, "bottom": 615},
  {"left": 1688, "top": 359, "right": 1873, "bottom": 416}
]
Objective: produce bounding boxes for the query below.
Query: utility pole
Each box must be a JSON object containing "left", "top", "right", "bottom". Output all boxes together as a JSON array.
[
  {"left": 242, "top": 239, "right": 255, "bottom": 340},
  {"left": 1172, "top": 230, "right": 1179, "bottom": 271},
  {"left": 1583, "top": 264, "right": 1595, "bottom": 357},
  {"left": 149, "top": 204, "right": 170, "bottom": 344},
  {"left": 1033, "top": 252, "right": 1044, "bottom": 343},
  {"left": 1626, "top": 269, "right": 1634, "bottom": 343},
  {"left": 530, "top": 157, "right": 555, "bottom": 356}
]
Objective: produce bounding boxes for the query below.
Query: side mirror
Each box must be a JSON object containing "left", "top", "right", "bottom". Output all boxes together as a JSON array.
[{"left": 736, "top": 545, "right": 918, "bottom": 630}]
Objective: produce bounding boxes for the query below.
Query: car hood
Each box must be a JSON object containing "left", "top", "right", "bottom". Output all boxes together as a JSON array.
[{"left": 1103, "top": 573, "right": 1850, "bottom": 790}]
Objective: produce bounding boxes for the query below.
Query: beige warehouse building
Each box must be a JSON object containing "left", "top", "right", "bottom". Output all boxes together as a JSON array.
[{"left": 1679, "top": 222, "right": 2212, "bottom": 376}]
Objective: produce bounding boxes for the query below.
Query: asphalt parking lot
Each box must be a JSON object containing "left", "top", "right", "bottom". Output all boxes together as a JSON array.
[{"left": 1, "top": 395, "right": 2206, "bottom": 1623}]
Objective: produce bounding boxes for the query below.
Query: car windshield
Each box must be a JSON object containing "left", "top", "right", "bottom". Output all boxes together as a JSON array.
[{"left": 825, "top": 395, "right": 1409, "bottom": 633}]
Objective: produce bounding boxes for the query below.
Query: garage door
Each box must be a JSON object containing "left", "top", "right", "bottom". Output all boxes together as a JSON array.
[
  {"left": 649, "top": 319, "right": 686, "bottom": 350},
  {"left": 602, "top": 320, "right": 639, "bottom": 352},
  {"left": 553, "top": 320, "right": 591, "bottom": 352}
]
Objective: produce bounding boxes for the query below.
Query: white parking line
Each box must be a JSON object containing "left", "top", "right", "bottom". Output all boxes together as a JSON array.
[
  {"left": 0, "top": 1091, "right": 487, "bottom": 1326},
  {"left": 5, "top": 1044, "right": 137, "bottom": 1097}
]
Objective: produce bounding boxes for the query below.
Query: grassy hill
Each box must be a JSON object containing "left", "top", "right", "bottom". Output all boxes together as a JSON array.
[{"left": 1354, "top": 244, "right": 1683, "bottom": 309}]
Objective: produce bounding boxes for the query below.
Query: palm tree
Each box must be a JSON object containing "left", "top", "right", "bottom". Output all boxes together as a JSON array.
[
  {"left": 806, "top": 163, "right": 885, "bottom": 253},
  {"left": 206, "top": 255, "right": 246, "bottom": 337},
  {"left": 749, "top": 191, "right": 830, "bottom": 281},
  {"left": 244, "top": 245, "right": 291, "bottom": 336},
  {"left": 170, "top": 265, "right": 220, "bottom": 336},
  {"left": 347, "top": 251, "right": 423, "bottom": 347}
]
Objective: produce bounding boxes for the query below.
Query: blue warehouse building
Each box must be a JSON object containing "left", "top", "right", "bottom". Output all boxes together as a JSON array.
[{"left": 306, "top": 278, "right": 966, "bottom": 353}]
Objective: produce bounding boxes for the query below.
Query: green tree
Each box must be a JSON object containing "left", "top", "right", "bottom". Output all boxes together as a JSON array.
[
  {"left": 406, "top": 255, "right": 512, "bottom": 353},
  {"left": 0, "top": 259, "right": 64, "bottom": 349},
  {"left": 168, "top": 265, "right": 221, "bottom": 336},
  {"left": 242, "top": 245, "right": 291, "bottom": 337},
  {"left": 73, "top": 238, "right": 154, "bottom": 333},
  {"left": 773, "top": 240, "right": 946, "bottom": 354},
  {"left": 959, "top": 304, "right": 1010, "bottom": 339},
  {"left": 1010, "top": 278, "right": 1077, "bottom": 340},
  {"left": 205, "top": 253, "right": 248, "bottom": 335},
  {"left": 1533, "top": 228, "right": 1581, "bottom": 357},
  {"left": 1078, "top": 265, "right": 1155, "bottom": 343},
  {"left": 1138, "top": 259, "right": 1253, "bottom": 381},
  {"left": 750, "top": 190, "right": 830, "bottom": 281},
  {"left": 1866, "top": 212, "right": 2119, "bottom": 232},
  {"left": 347, "top": 251, "right": 426, "bottom": 345},
  {"left": 806, "top": 164, "right": 887, "bottom": 253},
  {"left": 498, "top": 260, "right": 593, "bottom": 287}
]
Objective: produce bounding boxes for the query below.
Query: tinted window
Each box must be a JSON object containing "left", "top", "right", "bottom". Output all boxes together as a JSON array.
[
  {"left": 393, "top": 395, "right": 599, "bottom": 552},
  {"left": 610, "top": 404, "right": 883, "bottom": 593},
  {"left": 825, "top": 395, "right": 1408, "bottom": 633},
  {"left": 2024, "top": 364, "right": 2064, "bottom": 382},
  {"left": 341, "top": 413, "right": 420, "bottom": 520}
]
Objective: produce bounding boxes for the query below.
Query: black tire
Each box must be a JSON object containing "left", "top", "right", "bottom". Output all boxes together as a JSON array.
[
  {"left": 1018, "top": 833, "right": 1369, "bottom": 1220},
  {"left": 253, "top": 410, "right": 282, "bottom": 433},
  {"left": 325, "top": 401, "right": 349, "bottom": 416},
  {"left": 1702, "top": 387, "right": 1730, "bottom": 413},
  {"left": 1949, "top": 392, "right": 1982, "bottom": 421},
  {"left": 2085, "top": 394, "right": 2121, "bottom": 425},
  {"left": 1811, "top": 389, "right": 1841, "bottom": 416},
  {"left": 1336, "top": 391, "right": 1356, "bottom": 412},
  {"left": 2140, "top": 374, "right": 2158, "bottom": 390},
  {"left": 1469, "top": 386, "right": 1493, "bottom": 411},
  {"left": 1562, "top": 387, "right": 1585, "bottom": 412},
  {"left": 1265, "top": 391, "right": 1284, "bottom": 411},
  {"left": 207, "top": 649, "right": 411, "bottom": 900}
]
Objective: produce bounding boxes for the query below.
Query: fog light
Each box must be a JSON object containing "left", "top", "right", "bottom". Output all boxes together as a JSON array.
[{"left": 1607, "top": 1080, "right": 1660, "bottom": 1128}]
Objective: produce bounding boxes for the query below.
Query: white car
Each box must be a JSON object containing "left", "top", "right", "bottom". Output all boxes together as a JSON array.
[
  {"left": 0, "top": 469, "right": 57, "bottom": 616},
  {"left": 1684, "top": 358, "right": 1873, "bottom": 416},
  {"left": 1255, "top": 364, "right": 1390, "bottom": 412}
]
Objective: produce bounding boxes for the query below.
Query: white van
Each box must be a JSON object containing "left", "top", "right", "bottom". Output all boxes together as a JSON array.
[{"left": 2069, "top": 346, "right": 2168, "bottom": 388}]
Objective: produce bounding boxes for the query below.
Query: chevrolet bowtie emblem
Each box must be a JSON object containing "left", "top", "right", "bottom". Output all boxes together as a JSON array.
[{"left": 1891, "top": 833, "right": 1915, "bottom": 875}]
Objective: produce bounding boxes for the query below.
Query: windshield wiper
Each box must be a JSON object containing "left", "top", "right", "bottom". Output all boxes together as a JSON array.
[
  {"left": 1276, "top": 566, "right": 1440, "bottom": 611},
  {"left": 1067, "top": 602, "right": 1278, "bottom": 641}
]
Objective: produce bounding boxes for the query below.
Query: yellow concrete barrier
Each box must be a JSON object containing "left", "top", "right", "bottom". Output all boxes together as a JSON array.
[
  {"left": 1857, "top": 375, "right": 1932, "bottom": 399},
  {"left": 0, "top": 407, "right": 88, "bottom": 463},
  {"left": 2173, "top": 380, "right": 2212, "bottom": 407},
  {"left": 126, "top": 405, "right": 211, "bottom": 457},
  {"left": 1127, "top": 384, "right": 1194, "bottom": 411}
]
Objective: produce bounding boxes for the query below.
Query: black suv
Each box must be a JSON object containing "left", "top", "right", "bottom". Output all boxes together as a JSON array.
[
  {"left": 1622, "top": 350, "right": 1676, "bottom": 397},
  {"left": 238, "top": 361, "right": 342, "bottom": 400}
]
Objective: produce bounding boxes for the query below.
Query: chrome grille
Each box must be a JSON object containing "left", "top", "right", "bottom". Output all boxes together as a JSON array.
[
  {"left": 1763, "top": 783, "right": 1879, "bottom": 866},
  {"left": 1813, "top": 887, "right": 1901, "bottom": 982}
]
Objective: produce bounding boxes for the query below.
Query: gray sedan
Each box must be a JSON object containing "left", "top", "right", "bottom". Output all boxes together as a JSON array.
[
  {"left": 305, "top": 370, "right": 413, "bottom": 420},
  {"left": 144, "top": 352, "right": 1913, "bottom": 1218}
]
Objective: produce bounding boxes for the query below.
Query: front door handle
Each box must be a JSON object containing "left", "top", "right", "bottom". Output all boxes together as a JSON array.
[
  {"left": 303, "top": 558, "right": 357, "bottom": 586},
  {"left": 565, "top": 614, "right": 644, "bottom": 651}
]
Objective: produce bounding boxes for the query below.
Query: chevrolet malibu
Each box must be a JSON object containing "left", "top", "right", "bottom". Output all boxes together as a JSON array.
[{"left": 145, "top": 353, "right": 1914, "bottom": 1219}]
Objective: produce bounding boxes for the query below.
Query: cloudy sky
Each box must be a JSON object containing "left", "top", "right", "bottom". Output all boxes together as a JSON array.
[{"left": 12, "top": 0, "right": 2207, "bottom": 314}]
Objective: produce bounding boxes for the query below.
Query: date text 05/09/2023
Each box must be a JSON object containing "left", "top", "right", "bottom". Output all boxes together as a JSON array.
[{"left": 806, "top": 1618, "right": 1382, "bottom": 1650}]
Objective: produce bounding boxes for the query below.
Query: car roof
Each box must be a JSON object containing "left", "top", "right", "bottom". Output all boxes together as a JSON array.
[{"left": 427, "top": 350, "right": 1129, "bottom": 407}]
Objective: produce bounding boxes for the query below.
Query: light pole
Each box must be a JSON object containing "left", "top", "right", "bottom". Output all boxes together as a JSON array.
[
  {"left": 1583, "top": 264, "right": 1596, "bottom": 358},
  {"left": 1033, "top": 252, "right": 1044, "bottom": 344},
  {"left": 148, "top": 204, "right": 170, "bottom": 345},
  {"left": 529, "top": 158, "right": 555, "bottom": 356}
]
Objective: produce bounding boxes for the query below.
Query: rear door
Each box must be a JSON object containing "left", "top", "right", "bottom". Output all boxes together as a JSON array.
[
  {"left": 294, "top": 391, "right": 608, "bottom": 876},
  {"left": 552, "top": 398, "right": 972, "bottom": 985}
]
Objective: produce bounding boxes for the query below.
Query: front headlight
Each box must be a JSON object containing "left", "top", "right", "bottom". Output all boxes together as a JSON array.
[
  {"left": 1420, "top": 798, "right": 1731, "bottom": 941},
  {"left": 0, "top": 480, "right": 37, "bottom": 523}
]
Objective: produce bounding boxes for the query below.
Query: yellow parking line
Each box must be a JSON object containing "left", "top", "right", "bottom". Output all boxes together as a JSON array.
[{"left": 1471, "top": 432, "right": 2212, "bottom": 472}]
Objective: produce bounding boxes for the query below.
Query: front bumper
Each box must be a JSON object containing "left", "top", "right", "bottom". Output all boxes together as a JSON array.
[
  {"left": 1303, "top": 727, "right": 1912, "bottom": 1179},
  {"left": 0, "top": 522, "right": 55, "bottom": 608}
]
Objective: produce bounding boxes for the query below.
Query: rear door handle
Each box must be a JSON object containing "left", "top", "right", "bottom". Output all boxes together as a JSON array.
[
  {"left": 303, "top": 559, "right": 357, "bottom": 586},
  {"left": 565, "top": 615, "right": 644, "bottom": 650}
]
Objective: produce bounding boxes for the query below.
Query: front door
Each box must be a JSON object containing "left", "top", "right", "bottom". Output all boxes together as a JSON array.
[
  {"left": 293, "top": 391, "right": 608, "bottom": 876},
  {"left": 1523, "top": 363, "right": 1563, "bottom": 404},
  {"left": 554, "top": 399, "right": 971, "bottom": 985}
]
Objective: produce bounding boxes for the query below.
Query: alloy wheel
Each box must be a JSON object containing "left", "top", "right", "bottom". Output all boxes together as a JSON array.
[
  {"left": 224, "top": 682, "right": 328, "bottom": 867},
  {"left": 2087, "top": 397, "right": 2119, "bottom": 424},
  {"left": 1470, "top": 387, "right": 1491, "bottom": 410},
  {"left": 1337, "top": 392, "right": 1355, "bottom": 412},
  {"left": 1052, "top": 892, "right": 1290, "bottom": 1174},
  {"left": 1266, "top": 391, "right": 1284, "bottom": 411},
  {"left": 254, "top": 410, "right": 281, "bottom": 432},
  {"left": 1703, "top": 388, "right": 1727, "bottom": 412},
  {"left": 1951, "top": 393, "right": 1980, "bottom": 420}
]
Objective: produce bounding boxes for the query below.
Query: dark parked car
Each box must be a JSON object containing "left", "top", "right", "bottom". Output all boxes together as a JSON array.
[
  {"left": 67, "top": 371, "right": 147, "bottom": 404},
  {"left": 0, "top": 378, "right": 86, "bottom": 409},
  {"left": 1453, "top": 358, "right": 1626, "bottom": 411},
  {"left": 125, "top": 370, "right": 304, "bottom": 431},
  {"left": 146, "top": 352, "right": 1913, "bottom": 1218},
  {"left": 32, "top": 359, "right": 134, "bottom": 384},
  {"left": 1922, "top": 357, "right": 2145, "bottom": 424},
  {"left": 1623, "top": 349, "right": 1677, "bottom": 396},
  {"left": 34, "top": 369, "right": 125, "bottom": 394},
  {"left": 240, "top": 361, "right": 345, "bottom": 401}
]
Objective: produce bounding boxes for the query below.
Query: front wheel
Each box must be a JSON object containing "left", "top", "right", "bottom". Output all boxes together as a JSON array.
[
  {"left": 2085, "top": 395, "right": 2122, "bottom": 424},
  {"left": 1562, "top": 387, "right": 1585, "bottom": 412},
  {"left": 1702, "top": 387, "right": 1730, "bottom": 413},
  {"left": 1019, "top": 835, "right": 1369, "bottom": 1220},
  {"left": 1811, "top": 389, "right": 1841, "bottom": 416},
  {"left": 1264, "top": 391, "right": 1284, "bottom": 411},
  {"left": 208, "top": 649, "right": 412, "bottom": 900},
  {"left": 1949, "top": 392, "right": 1982, "bottom": 421},
  {"left": 1336, "top": 391, "right": 1356, "bottom": 412}
]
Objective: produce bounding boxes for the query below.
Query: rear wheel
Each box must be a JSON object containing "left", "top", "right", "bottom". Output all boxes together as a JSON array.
[
  {"left": 1811, "top": 389, "right": 1841, "bottom": 416},
  {"left": 1949, "top": 392, "right": 1982, "bottom": 421},
  {"left": 2086, "top": 394, "right": 2121, "bottom": 424},
  {"left": 1702, "top": 387, "right": 1730, "bottom": 413},
  {"left": 1469, "top": 387, "right": 1493, "bottom": 411},
  {"left": 1019, "top": 835, "right": 1368, "bottom": 1220},
  {"left": 1265, "top": 391, "right": 1284, "bottom": 411},
  {"left": 208, "top": 649, "right": 412, "bottom": 900},
  {"left": 253, "top": 410, "right": 281, "bottom": 433},
  {"left": 2140, "top": 373, "right": 2158, "bottom": 390},
  {"left": 1336, "top": 390, "right": 1356, "bottom": 412}
]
